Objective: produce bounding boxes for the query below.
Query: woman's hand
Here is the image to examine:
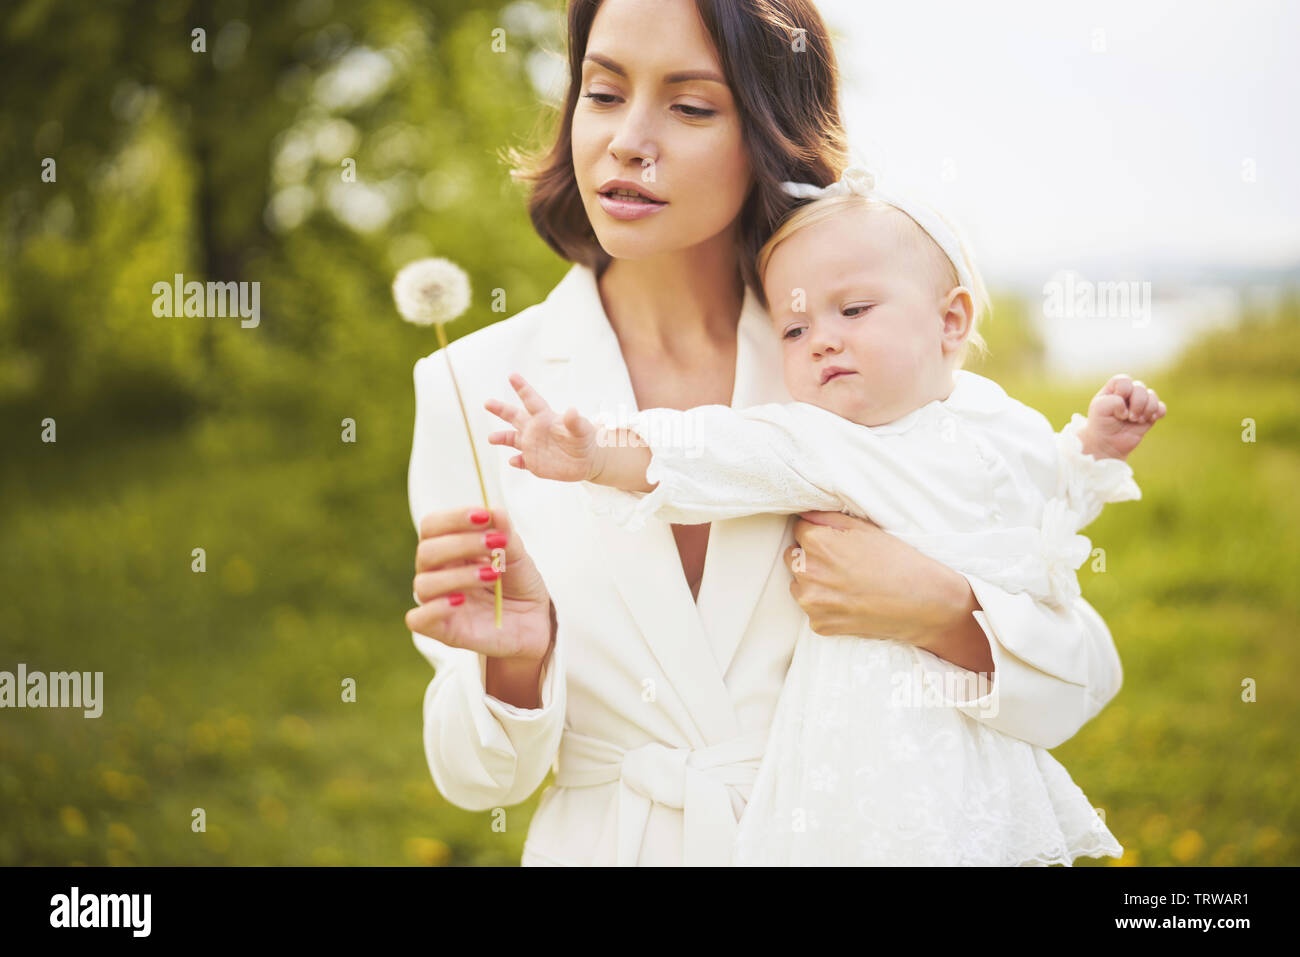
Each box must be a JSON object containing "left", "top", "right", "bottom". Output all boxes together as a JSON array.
[
  {"left": 785, "top": 511, "right": 994, "bottom": 674},
  {"left": 405, "top": 506, "right": 553, "bottom": 663}
]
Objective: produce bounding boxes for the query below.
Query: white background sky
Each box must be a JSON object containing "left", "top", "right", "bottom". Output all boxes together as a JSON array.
[{"left": 817, "top": 0, "right": 1300, "bottom": 285}]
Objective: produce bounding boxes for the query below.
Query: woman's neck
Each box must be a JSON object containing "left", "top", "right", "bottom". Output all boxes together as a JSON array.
[{"left": 596, "top": 238, "right": 745, "bottom": 361}]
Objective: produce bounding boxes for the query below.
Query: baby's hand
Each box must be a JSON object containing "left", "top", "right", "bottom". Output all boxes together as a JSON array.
[
  {"left": 485, "top": 373, "right": 603, "bottom": 482},
  {"left": 1079, "top": 374, "right": 1167, "bottom": 460}
]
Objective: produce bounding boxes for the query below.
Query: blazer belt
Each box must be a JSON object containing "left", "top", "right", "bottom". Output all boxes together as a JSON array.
[{"left": 553, "top": 728, "right": 769, "bottom": 866}]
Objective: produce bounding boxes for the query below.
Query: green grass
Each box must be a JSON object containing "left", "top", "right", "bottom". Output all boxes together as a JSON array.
[{"left": 1, "top": 296, "right": 1296, "bottom": 866}]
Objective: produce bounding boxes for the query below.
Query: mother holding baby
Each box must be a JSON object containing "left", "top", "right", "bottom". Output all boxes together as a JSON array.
[{"left": 405, "top": 0, "right": 1121, "bottom": 866}]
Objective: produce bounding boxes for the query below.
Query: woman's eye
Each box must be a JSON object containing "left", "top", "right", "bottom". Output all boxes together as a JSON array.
[{"left": 581, "top": 92, "right": 713, "bottom": 118}]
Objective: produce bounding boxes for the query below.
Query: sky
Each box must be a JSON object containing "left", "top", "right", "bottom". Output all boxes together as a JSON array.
[{"left": 817, "top": 0, "right": 1300, "bottom": 285}]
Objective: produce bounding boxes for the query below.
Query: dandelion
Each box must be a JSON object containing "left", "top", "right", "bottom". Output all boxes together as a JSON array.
[
  {"left": 393, "top": 257, "right": 501, "bottom": 627},
  {"left": 392, "top": 258, "right": 472, "bottom": 327}
]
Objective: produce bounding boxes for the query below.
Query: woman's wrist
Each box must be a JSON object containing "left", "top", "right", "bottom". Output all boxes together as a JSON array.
[
  {"left": 483, "top": 602, "right": 556, "bottom": 709},
  {"left": 907, "top": 570, "right": 995, "bottom": 675}
]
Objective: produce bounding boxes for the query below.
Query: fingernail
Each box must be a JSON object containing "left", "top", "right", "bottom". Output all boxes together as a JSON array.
[
  {"left": 447, "top": 593, "right": 465, "bottom": 606},
  {"left": 478, "top": 566, "right": 499, "bottom": 582},
  {"left": 469, "top": 509, "right": 491, "bottom": 525},
  {"left": 485, "top": 531, "right": 508, "bottom": 549}
]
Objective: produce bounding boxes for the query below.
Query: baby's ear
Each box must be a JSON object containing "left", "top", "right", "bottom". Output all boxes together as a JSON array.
[{"left": 940, "top": 287, "right": 975, "bottom": 355}]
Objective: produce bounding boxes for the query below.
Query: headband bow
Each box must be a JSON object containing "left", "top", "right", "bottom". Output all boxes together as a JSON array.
[{"left": 778, "top": 165, "right": 975, "bottom": 292}]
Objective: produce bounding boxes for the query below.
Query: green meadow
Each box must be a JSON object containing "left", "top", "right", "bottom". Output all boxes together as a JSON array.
[{"left": 0, "top": 292, "right": 1295, "bottom": 866}]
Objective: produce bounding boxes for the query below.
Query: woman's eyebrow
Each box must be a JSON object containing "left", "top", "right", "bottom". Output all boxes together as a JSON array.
[{"left": 583, "top": 52, "right": 726, "bottom": 86}]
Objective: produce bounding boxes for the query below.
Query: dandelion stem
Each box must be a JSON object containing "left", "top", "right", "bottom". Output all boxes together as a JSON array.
[{"left": 434, "top": 322, "right": 503, "bottom": 629}]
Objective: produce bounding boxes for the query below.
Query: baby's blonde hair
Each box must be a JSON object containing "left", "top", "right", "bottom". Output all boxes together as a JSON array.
[{"left": 756, "top": 194, "right": 991, "bottom": 365}]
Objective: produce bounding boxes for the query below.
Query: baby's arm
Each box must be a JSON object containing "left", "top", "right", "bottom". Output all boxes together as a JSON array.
[
  {"left": 1046, "top": 374, "right": 1164, "bottom": 531},
  {"left": 484, "top": 374, "right": 847, "bottom": 525},
  {"left": 483, "top": 374, "right": 658, "bottom": 491},
  {"left": 1076, "top": 374, "right": 1167, "bottom": 461}
]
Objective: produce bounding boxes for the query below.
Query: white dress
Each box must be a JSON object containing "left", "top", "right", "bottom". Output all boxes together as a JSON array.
[{"left": 583, "top": 370, "right": 1134, "bottom": 866}]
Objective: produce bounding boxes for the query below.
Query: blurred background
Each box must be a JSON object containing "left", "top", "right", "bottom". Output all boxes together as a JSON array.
[{"left": 0, "top": 0, "right": 1295, "bottom": 866}]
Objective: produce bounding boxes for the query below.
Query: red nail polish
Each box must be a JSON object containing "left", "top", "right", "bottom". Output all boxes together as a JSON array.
[
  {"left": 485, "top": 531, "right": 508, "bottom": 549},
  {"left": 478, "top": 566, "right": 499, "bottom": 582},
  {"left": 469, "top": 509, "right": 491, "bottom": 525},
  {"left": 447, "top": 593, "right": 465, "bottom": 606}
]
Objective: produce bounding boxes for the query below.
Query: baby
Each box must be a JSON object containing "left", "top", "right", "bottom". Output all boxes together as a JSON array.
[{"left": 486, "top": 167, "right": 1165, "bottom": 866}]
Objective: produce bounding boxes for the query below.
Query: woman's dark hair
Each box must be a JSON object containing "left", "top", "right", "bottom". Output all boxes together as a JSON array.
[{"left": 504, "top": 0, "right": 849, "bottom": 302}]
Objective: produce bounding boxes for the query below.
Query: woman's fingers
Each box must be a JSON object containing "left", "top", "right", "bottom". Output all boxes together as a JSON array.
[
  {"left": 421, "top": 509, "right": 512, "bottom": 566},
  {"left": 418, "top": 506, "right": 495, "bottom": 541},
  {"left": 413, "top": 564, "right": 500, "bottom": 604},
  {"left": 405, "top": 598, "right": 457, "bottom": 635}
]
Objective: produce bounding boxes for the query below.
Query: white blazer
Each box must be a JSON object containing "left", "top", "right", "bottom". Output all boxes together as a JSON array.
[{"left": 408, "top": 263, "right": 1123, "bottom": 867}]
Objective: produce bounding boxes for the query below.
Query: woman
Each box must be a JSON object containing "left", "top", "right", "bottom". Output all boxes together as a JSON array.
[{"left": 406, "top": 0, "right": 1121, "bottom": 867}]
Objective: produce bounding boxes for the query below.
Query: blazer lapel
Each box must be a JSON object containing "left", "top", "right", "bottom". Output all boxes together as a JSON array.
[
  {"left": 695, "top": 286, "right": 796, "bottom": 678},
  {"left": 534, "top": 265, "right": 739, "bottom": 745}
]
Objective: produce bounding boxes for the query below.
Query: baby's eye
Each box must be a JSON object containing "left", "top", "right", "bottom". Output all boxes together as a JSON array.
[
  {"left": 782, "top": 326, "right": 805, "bottom": 340},
  {"left": 843, "top": 304, "right": 874, "bottom": 317}
]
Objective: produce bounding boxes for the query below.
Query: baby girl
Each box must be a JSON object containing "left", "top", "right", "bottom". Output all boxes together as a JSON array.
[{"left": 485, "top": 166, "right": 1165, "bottom": 866}]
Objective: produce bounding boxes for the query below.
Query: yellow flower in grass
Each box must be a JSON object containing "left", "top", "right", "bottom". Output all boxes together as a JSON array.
[
  {"left": 222, "top": 715, "right": 252, "bottom": 755},
  {"left": 312, "top": 846, "right": 345, "bottom": 866},
  {"left": 60, "top": 806, "right": 88, "bottom": 837},
  {"left": 1170, "top": 829, "right": 1205, "bottom": 863},
  {"left": 188, "top": 721, "right": 219, "bottom": 755},
  {"left": 1139, "top": 812, "right": 1170, "bottom": 845},
  {"left": 277, "top": 715, "right": 313, "bottom": 749},
  {"left": 1109, "top": 847, "right": 1141, "bottom": 867},
  {"left": 222, "top": 556, "right": 256, "bottom": 595},
  {"left": 259, "top": 795, "right": 288, "bottom": 828},
  {"left": 134, "top": 695, "right": 165, "bottom": 730},
  {"left": 324, "top": 775, "right": 369, "bottom": 812},
  {"left": 202, "top": 825, "right": 230, "bottom": 854},
  {"left": 404, "top": 836, "right": 452, "bottom": 866},
  {"left": 107, "top": 821, "right": 136, "bottom": 850},
  {"left": 1252, "top": 826, "right": 1283, "bottom": 857},
  {"left": 1210, "top": 843, "right": 1239, "bottom": 866}
]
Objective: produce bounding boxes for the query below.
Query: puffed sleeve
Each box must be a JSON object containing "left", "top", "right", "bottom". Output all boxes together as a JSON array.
[
  {"left": 1056, "top": 413, "right": 1143, "bottom": 528},
  {"left": 911, "top": 395, "right": 1124, "bottom": 748},
  {"left": 914, "top": 576, "right": 1123, "bottom": 749},
  {"left": 579, "top": 402, "right": 847, "bottom": 530},
  {"left": 409, "top": 350, "right": 566, "bottom": 811}
]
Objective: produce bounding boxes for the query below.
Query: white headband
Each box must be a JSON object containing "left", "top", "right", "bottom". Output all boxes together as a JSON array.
[{"left": 779, "top": 165, "right": 975, "bottom": 292}]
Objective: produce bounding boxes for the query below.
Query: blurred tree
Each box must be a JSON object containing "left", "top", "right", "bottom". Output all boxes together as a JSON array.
[{"left": 0, "top": 0, "right": 566, "bottom": 439}]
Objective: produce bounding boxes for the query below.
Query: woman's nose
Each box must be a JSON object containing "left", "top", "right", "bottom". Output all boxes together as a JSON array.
[{"left": 608, "top": 104, "right": 659, "bottom": 167}]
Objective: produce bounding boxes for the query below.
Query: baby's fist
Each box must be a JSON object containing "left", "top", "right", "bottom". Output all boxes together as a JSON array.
[{"left": 1081, "top": 374, "right": 1167, "bottom": 460}]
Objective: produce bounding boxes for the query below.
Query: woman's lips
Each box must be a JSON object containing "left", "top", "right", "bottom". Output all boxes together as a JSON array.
[{"left": 597, "top": 191, "right": 668, "bottom": 221}]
